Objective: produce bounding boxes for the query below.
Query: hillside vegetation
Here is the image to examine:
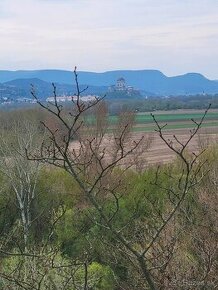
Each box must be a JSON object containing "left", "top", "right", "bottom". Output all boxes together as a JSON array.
[{"left": 0, "top": 87, "right": 217, "bottom": 290}]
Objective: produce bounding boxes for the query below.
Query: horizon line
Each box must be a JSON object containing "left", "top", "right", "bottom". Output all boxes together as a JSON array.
[{"left": 0, "top": 68, "right": 217, "bottom": 80}]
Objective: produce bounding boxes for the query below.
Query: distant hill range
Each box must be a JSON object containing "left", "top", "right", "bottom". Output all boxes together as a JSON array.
[
  {"left": 0, "top": 78, "right": 107, "bottom": 101},
  {"left": 0, "top": 69, "right": 218, "bottom": 99}
]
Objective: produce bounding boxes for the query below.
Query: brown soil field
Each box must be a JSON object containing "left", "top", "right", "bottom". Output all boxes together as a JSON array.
[
  {"left": 132, "top": 126, "right": 218, "bottom": 165},
  {"left": 70, "top": 126, "right": 218, "bottom": 169}
]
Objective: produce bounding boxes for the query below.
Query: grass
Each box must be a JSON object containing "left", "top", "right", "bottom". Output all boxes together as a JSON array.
[
  {"left": 86, "top": 110, "right": 218, "bottom": 133},
  {"left": 108, "top": 112, "right": 218, "bottom": 125}
]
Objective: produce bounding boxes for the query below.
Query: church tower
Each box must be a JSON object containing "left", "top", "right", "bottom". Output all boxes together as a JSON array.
[{"left": 116, "top": 77, "right": 126, "bottom": 91}]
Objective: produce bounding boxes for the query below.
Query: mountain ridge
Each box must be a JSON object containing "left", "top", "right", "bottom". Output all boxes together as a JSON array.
[{"left": 0, "top": 69, "right": 218, "bottom": 95}]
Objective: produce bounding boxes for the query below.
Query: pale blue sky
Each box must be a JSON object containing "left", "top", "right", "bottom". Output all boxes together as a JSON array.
[{"left": 0, "top": 0, "right": 218, "bottom": 78}]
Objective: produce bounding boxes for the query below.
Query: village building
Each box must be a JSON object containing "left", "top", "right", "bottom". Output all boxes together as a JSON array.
[
  {"left": 108, "top": 77, "right": 139, "bottom": 96},
  {"left": 116, "top": 77, "right": 126, "bottom": 91},
  {"left": 46, "top": 95, "right": 97, "bottom": 103}
]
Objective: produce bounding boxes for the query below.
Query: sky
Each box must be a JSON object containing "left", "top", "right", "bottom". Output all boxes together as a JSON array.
[{"left": 0, "top": 0, "right": 218, "bottom": 79}]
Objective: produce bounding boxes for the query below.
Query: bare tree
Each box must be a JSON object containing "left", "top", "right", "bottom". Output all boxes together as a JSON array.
[
  {"left": 0, "top": 120, "right": 42, "bottom": 250},
  {"left": 25, "top": 68, "right": 210, "bottom": 290}
]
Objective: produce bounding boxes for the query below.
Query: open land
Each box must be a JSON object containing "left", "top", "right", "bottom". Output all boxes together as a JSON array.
[
  {"left": 74, "top": 109, "right": 218, "bottom": 167},
  {"left": 130, "top": 109, "right": 218, "bottom": 165},
  {"left": 131, "top": 129, "right": 218, "bottom": 165}
]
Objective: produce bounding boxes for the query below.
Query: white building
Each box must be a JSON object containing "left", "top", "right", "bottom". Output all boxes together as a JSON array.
[{"left": 46, "top": 95, "right": 97, "bottom": 103}]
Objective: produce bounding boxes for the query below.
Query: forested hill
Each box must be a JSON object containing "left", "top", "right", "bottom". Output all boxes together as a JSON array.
[
  {"left": 0, "top": 78, "right": 108, "bottom": 100},
  {"left": 0, "top": 69, "right": 218, "bottom": 95}
]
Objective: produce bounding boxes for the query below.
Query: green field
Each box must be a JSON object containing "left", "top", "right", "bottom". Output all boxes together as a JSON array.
[
  {"left": 109, "top": 111, "right": 218, "bottom": 124},
  {"left": 86, "top": 110, "right": 218, "bottom": 132},
  {"left": 113, "top": 111, "right": 218, "bottom": 132}
]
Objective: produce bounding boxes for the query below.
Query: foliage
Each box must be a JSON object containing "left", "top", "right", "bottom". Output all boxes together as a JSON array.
[{"left": 0, "top": 93, "right": 217, "bottom": 289}]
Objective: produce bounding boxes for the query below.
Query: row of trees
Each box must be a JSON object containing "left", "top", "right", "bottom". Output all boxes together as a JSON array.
[{"left": 0, "top": 71, "right": 217, "bottom": 289}]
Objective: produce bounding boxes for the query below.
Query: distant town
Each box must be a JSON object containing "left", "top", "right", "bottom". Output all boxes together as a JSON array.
[
  {"left": 46, "top": 95, "right": 98, "bottom": 103},
  {"left": 0, "top": 77, "right": 140, "bottom": 105}
]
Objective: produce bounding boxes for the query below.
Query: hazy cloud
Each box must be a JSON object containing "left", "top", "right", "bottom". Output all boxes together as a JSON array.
[{"left": 0, "top": 0, "right": 217, "bottom": 78}]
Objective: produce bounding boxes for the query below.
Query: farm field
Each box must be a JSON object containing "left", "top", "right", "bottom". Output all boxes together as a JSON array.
[
  {"left": 131, "top": 128, "right": 218, "bottom": 165},
  {"left": 111, "top": 109, "right": 218, "bottom": 132},
  {"left": 116, "top": 109, "right": 218, "bottom": 165},
  {"left": 129, "top": 110, "right": 218, "bottom": 165},
  {"left": 75, "top": 109, "right": 218, "bottom": 166}
]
